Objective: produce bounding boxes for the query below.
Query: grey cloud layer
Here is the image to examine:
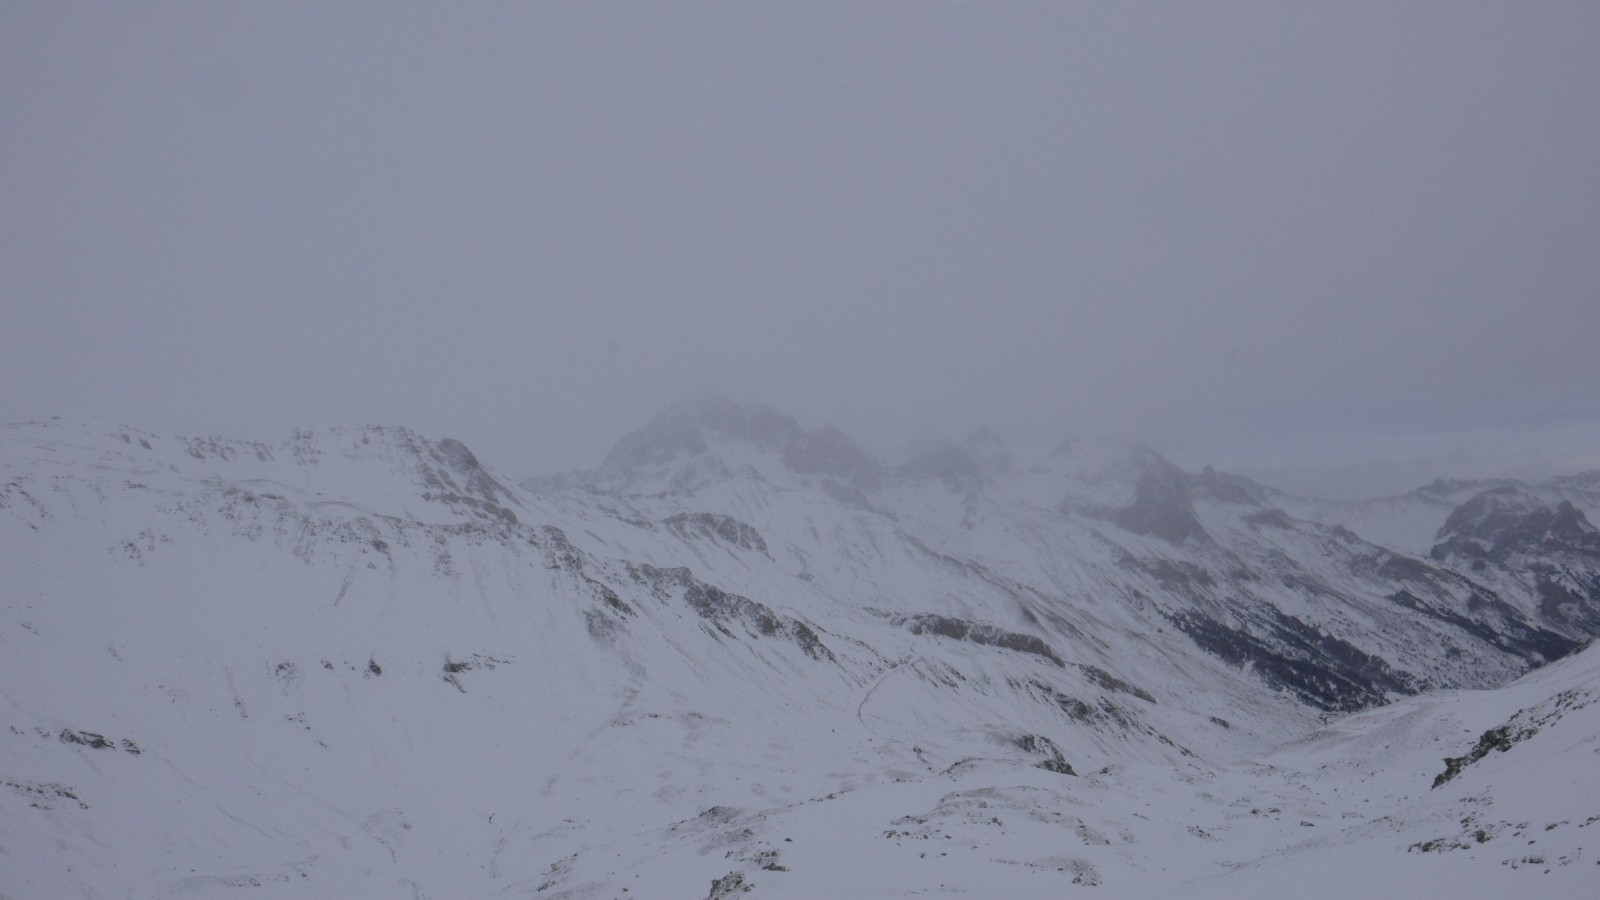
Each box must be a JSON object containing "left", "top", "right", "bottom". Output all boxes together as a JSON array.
[{"left": 3, "top": 2, "right": 1597, "bottom": 494}]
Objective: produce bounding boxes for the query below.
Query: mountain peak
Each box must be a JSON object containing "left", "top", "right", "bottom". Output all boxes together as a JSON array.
[
  {"left": 601, "top": 395, "right": 804, "bottom": 472},
  {"left": 593, "top": 396, "right": 883, "bottom": 493},
  {"left": 1433, "top": 486, "right": 1600, "bottom": 562},
  {"left": 961, "top": 428, "right": 1014, "bottom": 474},
  {"left": 1045, "top": 439, "right": 1207, "bottom": 544}
]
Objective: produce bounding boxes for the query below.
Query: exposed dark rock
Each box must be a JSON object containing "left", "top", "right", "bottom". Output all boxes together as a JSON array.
[
  {"left": 706, "top": 871, "right": 752, "bottom": 898},
  {"left": 419, "top": 491, "right": 518, "bottom": 525},
  {"left": 59, "top": 729, "right": 114, "bottom": 750},
  {"left": 1013, "top": 734, "right": 1076, "bottom": 775},
  {"left": 1432, "top": 687, "right": 1596, "bottom": 788},
  {"left": 535, "top": 525, "right": 585, "bottom": 571},
  {"left": 1192, "top": 465, "right": 1273, "bottom": 506},
  {"left": 1434, "top": 724, "right": 1530, "bottom": 789},
  {"left": 436, "top": 438, "right": 480, "bottom": 473},
  {"left": 1080, "top": 665, "right": 1157, "bottom": 704},
  {"left": 1017, "top": 679, "right": 1111, "bottom": 726},
  {"left": 1074, "top": 453, "right": 1209, "bottom": 544},
  {"left": 750, "top": 849, "right": 788, "bottom": 871},
  {"left": 625, "top": 562, "right": 685, "bottom": 602},
  {"left": 1386, "top": 589, "right": 1575, "bottom": 663},
  {"left": 585, "top": 609, "right": 622, "bottom": 643},
  {"left": 2, "top": 778, "right": 88, "bottom": 810},
  {"left": 1535, "top": 573, "right": 1600, "bottom": 632},
  {"left": 586, "top": 577, "right": 634, "bottom": 617},
  {"left": 1433, "top": 489, "right": 1600, "bottom": 564},
  {"left": 904, "top": 614, "right": 1063, "bottom": 666},
  {"left": 404, "top": 433, "right": 522, "bottom": 525},
  {"left": 1164, "top": 609, "right": 1415, "bottom": 712},
  {"left": 685, "top": 581, "right": 833, "bottom": 662},
  {"left": 442, "top": 653, "right": 509, "bottom": 675},
  {"left": 1374, "top": 553, "right": 1438, "bottom": 582},
  {"left": 1243, "top": 508, "right": 1295, "bottom": 529},
  {"left": 628, "top": 563, "right": 833, "bottom": 661},
  {"left": 1427, "top": 490, "right": 1600, "bottom": 639},
  {"left": 665, "top": 512, "right": 769, "bottom": 555}
]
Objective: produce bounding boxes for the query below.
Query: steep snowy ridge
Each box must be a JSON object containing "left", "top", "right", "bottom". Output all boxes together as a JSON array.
[{"left": 4, "top": 404, "right": 1599, "bottom": 898}]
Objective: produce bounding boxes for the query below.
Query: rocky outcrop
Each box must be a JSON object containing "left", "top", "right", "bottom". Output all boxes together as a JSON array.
[
  {"left": 627, "top": 563, "right": 834, "bottom": 662},
  {"left": 665, "top": 512, "right": 769, "bottom": 555},
  {"left": 1111, "top": 460, "right": 1207, "bottom": 544},
  {"left": 903, "top": 614, "right": 1064, "bottom": 666}
]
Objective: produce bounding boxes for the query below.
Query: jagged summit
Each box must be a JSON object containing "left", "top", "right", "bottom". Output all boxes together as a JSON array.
[
  {"left": 1034, "top": 439, "right": 1210, "bottom": 544},
  {"left": 552, "top": 398, "right": 1218, "bottom": 511},
  {"left": 1191, "top": 464, "right": 1275, "bottom": 506},
  {"left": 1432, "top": 486, "right": 1600, "bottom": 566},
  {"left": 600, "top": 395, "right": 807, "bottom": 471},
  {"left": 569, "top": 396, "right": 886, "bottom": 494}
]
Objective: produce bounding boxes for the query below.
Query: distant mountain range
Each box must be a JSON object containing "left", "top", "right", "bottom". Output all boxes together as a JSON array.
[{"left": 4, "top": 399, "right": 1598, "bottom": 897}]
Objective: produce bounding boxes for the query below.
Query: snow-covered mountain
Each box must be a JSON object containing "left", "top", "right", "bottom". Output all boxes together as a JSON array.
[{"left": 4, "top": 401, "right": 1599, "bottom": 898}]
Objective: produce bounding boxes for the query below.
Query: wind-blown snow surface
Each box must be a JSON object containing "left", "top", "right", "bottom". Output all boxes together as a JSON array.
[{"left": 3, "top": 404, "right": 1599, "bottom": 898}]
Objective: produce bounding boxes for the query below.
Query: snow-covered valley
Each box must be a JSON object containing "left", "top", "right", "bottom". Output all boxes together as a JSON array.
[{"left": 4, "top": 399, "right": 1599, "bottom": 898}]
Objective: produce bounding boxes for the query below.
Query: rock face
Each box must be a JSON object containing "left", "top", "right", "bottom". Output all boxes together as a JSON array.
[
  {"left": 636, "top": 564, "right": 834, "bottom": 662},
  {"left": 1161, "top": 607, "right": 1417, "bottom": 712},
  {"left": 904, "top": 615, "right": 1064, "bottom": 667},
  {"left": 1053, "top": 442, "right": 1208, "bottom": 544},
  {"left": 1433, "top": 489, "right": 1600, "bottom": 563},
  {"left": 1430, "top": 488, "right": 1600, "bottom": 636},
  {"left": 664, "top": 512, "right": 770, "bottom": 555},
  {"left": 1111, "top": 459, "right": 1207, "bottom": 544},
  {"left": 419, "top": 435, "right": 522, "bottom": 524}
]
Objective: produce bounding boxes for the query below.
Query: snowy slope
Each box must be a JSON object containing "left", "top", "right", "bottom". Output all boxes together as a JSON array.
[
  {"left": 4, "top": 404, "right": 1600, "bottom": 898},
  {"left": 1175, "top": 637, "right": 1600, "bottom": 899}
]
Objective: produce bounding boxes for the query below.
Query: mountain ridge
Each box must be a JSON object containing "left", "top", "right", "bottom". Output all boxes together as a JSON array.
[{"left": 5, "top": 403, "right": 1600, "bottom": 897}]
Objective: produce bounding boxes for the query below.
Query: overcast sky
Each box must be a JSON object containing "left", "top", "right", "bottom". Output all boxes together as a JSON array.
[{"left": 4, "top": 2, "right": 1598, "bottom": 498}]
